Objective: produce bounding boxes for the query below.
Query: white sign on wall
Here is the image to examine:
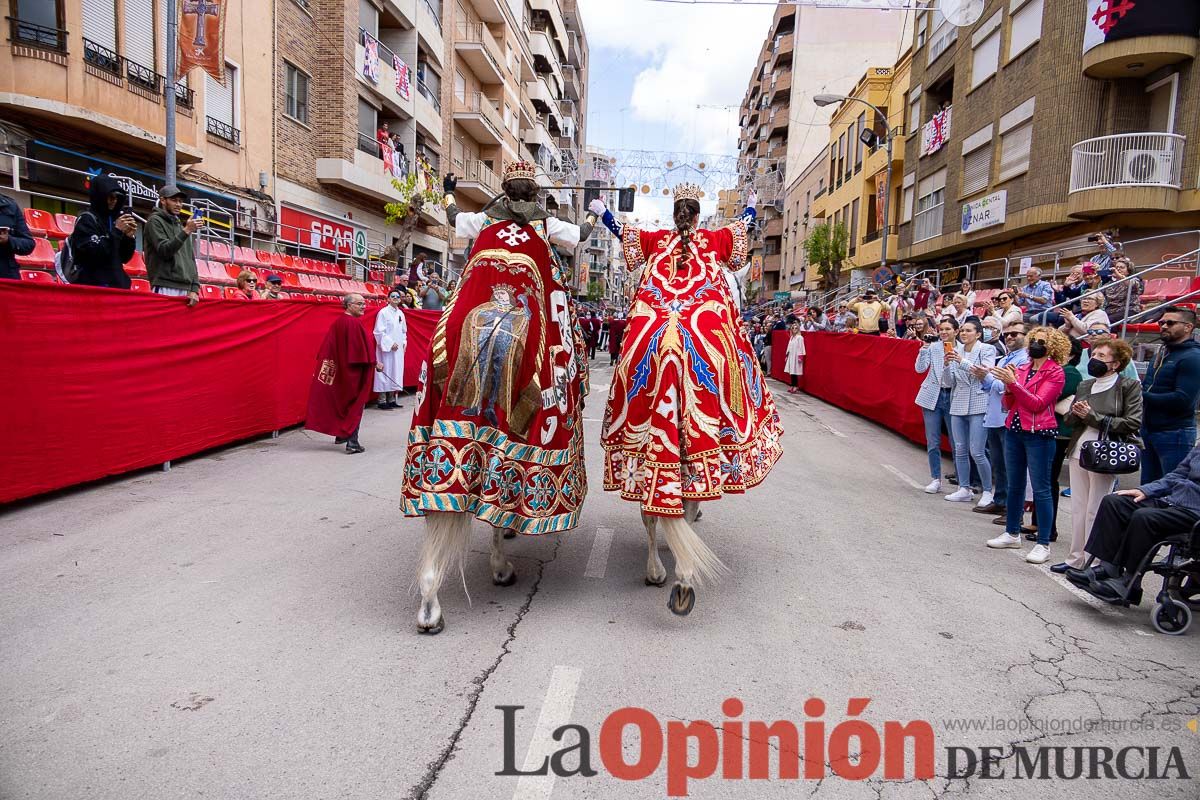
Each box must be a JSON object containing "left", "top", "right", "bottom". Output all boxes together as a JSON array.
[{"left": 961, "top": 190, "right": 1007, "bottom": 235}]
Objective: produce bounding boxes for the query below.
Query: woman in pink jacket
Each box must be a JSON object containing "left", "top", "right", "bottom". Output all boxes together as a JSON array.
[{"left": 985, "top": 326, "right": 1072, "bottom": 564}]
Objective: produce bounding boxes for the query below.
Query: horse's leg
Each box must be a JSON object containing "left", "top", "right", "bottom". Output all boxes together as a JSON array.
[
  {"left": 490, "top": 527, "right": 518, "bottom": 586},
  {"left": 416, "top": 511, "right": 471, "bottom": 635},
  {"left": 641, "top": 511, "right": 668, "bottom": 586},
  {"left": 683, "top": 500, "right": 701, "bottom": 524},
  {"left": 659, "top": 516, "right": 726, "bottom": 617}
]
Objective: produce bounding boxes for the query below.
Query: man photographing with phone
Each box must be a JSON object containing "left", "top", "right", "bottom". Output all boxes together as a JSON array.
[
  {"left": 68, "top": 175, "right": 137, "bottom": 289},
  {"left": 145, "top": 185, "right": 201, "bottom": 306}
]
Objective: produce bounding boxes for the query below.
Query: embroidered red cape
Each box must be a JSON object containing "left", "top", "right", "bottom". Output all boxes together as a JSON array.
[
  {"left": 601, "top": 221, "right": 783, "bottom": 516},
  {"left": 401, "top": 218, "right": 588, "bottom": 534},
  {"left": 305, "top": 314, "right": 375, "bottom": 438}
]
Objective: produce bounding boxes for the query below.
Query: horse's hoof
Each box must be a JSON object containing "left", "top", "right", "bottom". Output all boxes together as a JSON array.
[
  {"left": 503, "top": 530, "right": 517, "bottom": 540},
  {"left": 645, "top": 572, "right": 668, "bottom": 587},
  {"left": 417, "top": 617, "right": 445, "bottom": 635},
  {"left": 493, "top": 567, "right": 518, "bottom": 587},
  {"left": 695, "top": 508, "right": 703, "bottom": 521},
  {"left": 668, "top": 584, "right": 696, "bottom": 616}
]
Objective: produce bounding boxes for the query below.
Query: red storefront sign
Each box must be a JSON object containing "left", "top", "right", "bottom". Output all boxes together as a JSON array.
[{"left": 279, "top": 205, "right": 358, "bottom": 254}]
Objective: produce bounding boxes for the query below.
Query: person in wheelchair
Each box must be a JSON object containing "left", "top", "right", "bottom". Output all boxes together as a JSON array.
[{"left": 1068, "top": 443, "right": 1200, "bottom": 603}]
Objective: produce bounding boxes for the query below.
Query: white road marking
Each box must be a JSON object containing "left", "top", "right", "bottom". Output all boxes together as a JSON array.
[
  {"left": 512, "top": 665, "right": 583, "bottom": 800},
  {"left": 584, "top": 527, "right": 614, "bottom": 579},
  {"left": 882, "top": 464, "right": 925, "bottom": 491}
]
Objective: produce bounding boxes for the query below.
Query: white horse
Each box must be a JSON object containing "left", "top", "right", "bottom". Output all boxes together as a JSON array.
[
  {"left": 641, "top": 500, "right": 726, "bottom": 615},
  {"left": 415, "top": 515, "right": 519, "bottom": 635}
]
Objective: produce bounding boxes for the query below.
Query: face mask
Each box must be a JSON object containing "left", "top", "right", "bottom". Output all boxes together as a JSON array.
[
  {"left": 1028, "top": 341, "right": 1048, "bottom": 359},
  {"left": 1087, "top": 359, "right": 1110, "bottom": 378},
  {"left": 982, "top": 329, "right": 996, "bottom": 342}
]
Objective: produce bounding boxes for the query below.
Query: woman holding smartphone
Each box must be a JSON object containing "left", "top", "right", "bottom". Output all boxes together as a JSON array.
[
  {"left": 914, "top": 318, "right": 960, "bottom": 494},
  {"left": 945, "top": 318, "right": 998, "bottom": 506}
]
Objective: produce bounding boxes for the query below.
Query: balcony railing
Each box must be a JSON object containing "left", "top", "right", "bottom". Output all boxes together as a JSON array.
[
  {"left": 206, "top": 116, "right": 241, "bottom": 145},
  {"left": 454, "top": 91, "right": 504, "bottom": 136},
  {"left": 7, "top": 17, "right": 67, "bottom": 53},
  {"left": 421, "top": 0, "right": 442, "bottom": 33},
  {"left": 455, "top": 21, "right": 503, "bottom": 73},
  {"left": 358, "top": 132, "right": 382, "bottom": 158},
  {"left": 82, "top": 38, "right": 194, "bottom": 110},
  {"left": 1069, "top": 133, "right": 1186, "bottom": 192},
  {"left": 460, "top": 159, "right": 501, "bottom": 195},
  {"left": 417, "top": 79, "right": 441, "bottom": 112},
  {"left": 912, "top": 202, "right": 944, "bottom": 244},
  {"left": 359, "top": 28, "right": 397, "bottom": 66}
]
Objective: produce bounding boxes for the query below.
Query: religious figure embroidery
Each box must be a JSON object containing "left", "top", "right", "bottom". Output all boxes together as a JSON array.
[{"left": 446, "top": 284, "right": 533, "bottom": 432}]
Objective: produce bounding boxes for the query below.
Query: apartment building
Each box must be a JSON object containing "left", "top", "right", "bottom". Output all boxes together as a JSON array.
[
  {"left": 780, "top": 146, "right": 828, "bottom": 292},
  {"left": 276, "top": 0, "right": 448, "bottom": 269},
  {"left": 1, "top": 0, "right": 275, "bottom": 234},
  {"left": 897, "top": 1, "right": 1200, "bottom": 280},
  {"left": 811, "top": 51, "right": 911, "bottom": 286},
  {"left": 734, "top": 5, "right": 907, "bottom": 297}
]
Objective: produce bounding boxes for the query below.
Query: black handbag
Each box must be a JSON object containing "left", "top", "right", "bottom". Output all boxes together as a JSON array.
[{"left": 1080, "top": 417, "right": 1141, "bottom": 474}]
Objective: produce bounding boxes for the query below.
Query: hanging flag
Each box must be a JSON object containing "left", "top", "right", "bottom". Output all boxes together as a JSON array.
[
  {"left": 382, "top": 143, "right": 395, "bottom": 175},
  {"left": 177, "top": 0, "right": 227, "bottom": 83},
  {"left": 875, "top": 172, "right": 887, "bottom": 230},
  {"left": 362, "top": 35, "right": 380, "bottom": 84},
  {"left": 1084, "top": 1, "right": 1200, "bottom": 54},
  {"left": 394, "top": 55, "right": 411, "bottom": 100},
  {"left": 920, "top": 107, "right": 951, "bottom": 157}
]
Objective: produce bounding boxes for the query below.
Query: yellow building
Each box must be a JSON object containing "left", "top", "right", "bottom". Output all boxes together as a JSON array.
[{"left": 812, "top": 48, "right": 911, "bottom": 284}]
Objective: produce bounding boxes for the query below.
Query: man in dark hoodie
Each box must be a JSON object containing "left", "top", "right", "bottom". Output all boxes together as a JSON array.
[
  {"left": 1141, "top": 306, "right": 1200, "bottom": 483},
  {"left": 144, "top": 184, "right": 201, "bottom": 305},
  {"left": 0, "top": 192, "right": 37, "bottom": 280},
  {"left": 69, "top": 174, "right": 136, "bottom": 288}
]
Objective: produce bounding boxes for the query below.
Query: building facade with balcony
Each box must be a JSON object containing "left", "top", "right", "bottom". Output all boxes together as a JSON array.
[
  {"left": 275, "top": 0, "right": 449, "bottom": 271},
  {"left": 781, "top": 146, "right": 828, "bottom": 292},
  {"left": 896, "top": 1, "right": 1200, "bottom": 281},
  {"left": 733, "top": 5, "right": 909, "bottom": 299},
  {"left": 811, "top": 53, "right": 911, "bottom": 286},
  {"left": 2, "top": 0, "right": 275, "bottom": 235}
]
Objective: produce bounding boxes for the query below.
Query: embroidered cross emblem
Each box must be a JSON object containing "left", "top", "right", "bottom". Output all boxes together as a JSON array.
[
  {"left": 183, "top": 0, "right": 221, "bottom": 47},
  {"left": 1091, "top": 0, "right": 1135, "bottom": 35},
  {"left": 496, "top": 223, "right": 530, "bottom": 248}
]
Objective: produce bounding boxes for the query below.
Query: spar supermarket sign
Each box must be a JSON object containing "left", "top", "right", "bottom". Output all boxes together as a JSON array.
[{"left": 279, "top": 206, "right": 368, "bottom": 258}]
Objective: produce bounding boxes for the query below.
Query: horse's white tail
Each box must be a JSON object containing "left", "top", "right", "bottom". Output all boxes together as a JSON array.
[
  {"left": 658, "top": 516, "right": 727, "bottom": 586},
  {"left": 418, "top": 511, "right": 472, "bottom": 599}
]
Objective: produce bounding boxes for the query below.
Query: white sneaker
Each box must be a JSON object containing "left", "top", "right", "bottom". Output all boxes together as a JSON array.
[
  {"left": 1025, "top": 544, "right": 1051, "bottom": 564},
  {"left": 924, "top": 479, "right": 941, "bottom": 494},
  {"left": 976, "top": 491, "right": 995, "bottom": 508},
  {"left": 945, "top": 487, "right": 974, "bottom": 502},
  {"left": 987, "top": 532, "right": 1023, "bottom": 549}
]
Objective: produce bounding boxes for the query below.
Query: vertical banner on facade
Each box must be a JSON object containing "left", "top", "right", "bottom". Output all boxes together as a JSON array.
[
  {"left": 394, "top": 56, "right": 412, "bottom": 100},
  {"left": 177, "top": 0, "right": 227, "bottom": 82},
  {"left": 750, "top": 255, "right": 763, "bottom": 283},
  {"left": 362, "top": 35, "right": 380, "bottom": 84},
  {"left": 875, "top": 172, "right": 887, "bottom": 230},
  {"left": 920, "top": 106, "right": 951, "bottom": 157}
]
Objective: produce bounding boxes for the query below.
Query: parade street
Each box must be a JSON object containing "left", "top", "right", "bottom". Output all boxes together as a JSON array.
[{"left": 2, "top": 367, "right": 1198, "bottom": 800}]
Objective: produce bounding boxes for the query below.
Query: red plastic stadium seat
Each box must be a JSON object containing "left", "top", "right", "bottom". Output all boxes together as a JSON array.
[
  {"left": 225, "top": 263, "right": 245, "bottom": 281},
  {"left": 130, "top": 278, "right": 151, "bottom": 292},
  {"left": 208, "top": 240, "right": 233, "bottom": 262},
  {"left": 233, "top": 246, "right": 258, "bottom": 266},
  {"left": 16, "top": 237, "right": 56, "bottom": 269},
  {"left": 254, "top": 250, "right": 273, "bottom": 266},
  {"left": 975, "top": 289, "right": 996, "bottom": 304},
  {"left": 199, "top": 284, "right": 222, "bottom": 300},
  {"left": 223, "top": 287, "right": 246, "bottom": 300},
  {"left": 1163, "top": 276, "right": 1190, "bottom": 300},
  {"left": 21, "top": 269, "right": 56, "bottom": 283},
  {"left": 25, "top": 208, "right": 68, "bottom": 239},
  {"left": 1141, "top": 278, "right": 1167, "bottom": 303},
  {"left": 55, "top": 213, "right": 77, "bottom": 236},
  {"left": 281, "top": 271, "right": 300, "bottom": 288},
  {"left": 125, "top": 251, "right": 148, "bottom": 277},
  {"left": 206, "top": 260, "right": 236, "bottom": 285}
]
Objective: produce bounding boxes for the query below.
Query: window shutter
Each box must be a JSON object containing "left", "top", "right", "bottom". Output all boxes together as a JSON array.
[
  {"left": 123, "top": 0, "right": 155, "bottom": 68},
  {"left": 1009, "top": 0, "right": 1043, "bottom": 58},
  {"left": 82, "top": 0, "right": 117, "bottom": 50},
  {"left": 971, "top": 31, "right": 999, "bottom": 87},
  {"left": 901, "top": 186, "right": 915, "bottom": 223},
  {"left": 360, "top": 0, "right": 378, "bottom": 36},
  {"left": 206, "top": 68, "right": 234, "bottom": 126},
  {"left": 961, "top": 144, "right": 991, "bottom": 196},
  {"left": 998, "top": 122, "right": 1032, "bottom": 181}
]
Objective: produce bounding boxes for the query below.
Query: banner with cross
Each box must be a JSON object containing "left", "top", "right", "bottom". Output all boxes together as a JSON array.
[{"left": 177, "top": 0, "right": 227, "bottom": 83}]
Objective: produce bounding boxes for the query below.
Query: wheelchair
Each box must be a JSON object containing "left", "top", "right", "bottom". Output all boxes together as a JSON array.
[{"left": 1081, "top": 520, "right": 1200, "bottom": 635}]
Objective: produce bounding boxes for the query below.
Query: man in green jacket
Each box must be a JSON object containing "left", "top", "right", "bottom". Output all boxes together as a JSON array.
[{"left": 145, "top": 184, "right": 201, "bottom": 306}]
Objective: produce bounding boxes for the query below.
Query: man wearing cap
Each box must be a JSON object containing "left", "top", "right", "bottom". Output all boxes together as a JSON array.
[
  {"left": 849, "top": 288, "right": 887, "bottom": 335},
  {"left": 144, "top": 184, "right": 201, "bottom": 305},
  {"left": 373, "top": 290, "right": 408, "bottom": 409},
  {"left": 260, "top": 274, "right": 285, "bottom": 300}
]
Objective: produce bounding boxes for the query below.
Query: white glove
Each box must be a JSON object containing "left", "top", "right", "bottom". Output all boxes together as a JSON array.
[
  {"left": 746, "top": 190, "right": 759, "bottom": 208},
  {"left": 588, "top": 198, "right": 607, "bottom": 217}
]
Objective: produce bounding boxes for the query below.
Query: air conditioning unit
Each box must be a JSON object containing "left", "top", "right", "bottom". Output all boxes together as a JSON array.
[{"left": 1121, "top": 150, "right": 1173, "bottom": 184}]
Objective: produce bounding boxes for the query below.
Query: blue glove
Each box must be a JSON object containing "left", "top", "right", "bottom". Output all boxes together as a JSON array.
[{"left": 601, "top": 209, "right": 622, "bottom": 237}]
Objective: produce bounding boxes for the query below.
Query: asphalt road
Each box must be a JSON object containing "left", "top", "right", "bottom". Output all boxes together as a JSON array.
[{"left": 2, "top": 364, "right": 1198, "bottom": 799}]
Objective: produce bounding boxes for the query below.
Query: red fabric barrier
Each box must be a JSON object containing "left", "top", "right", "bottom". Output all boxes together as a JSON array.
[
  {"left": 0, "top": 282, "right": 437, "bottom": 504},
  {"left": 770, "top": 330, "right": 927, "bottom": 445}
]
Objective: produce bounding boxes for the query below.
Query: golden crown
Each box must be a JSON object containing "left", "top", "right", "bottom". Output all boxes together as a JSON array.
[
  {"left": 503, "top": 160, "right": 538, "bottom": 182},
  {"left": 673, "top": 183, "right": 703, "bottom": 202}
]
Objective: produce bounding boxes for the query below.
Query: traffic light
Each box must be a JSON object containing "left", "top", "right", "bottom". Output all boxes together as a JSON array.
[{"left": 618, "top": 188, "right": 635, "bottom": 212}]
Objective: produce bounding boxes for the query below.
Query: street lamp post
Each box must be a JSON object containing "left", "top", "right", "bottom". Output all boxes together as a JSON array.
[{"left": 813, "top": 93, "right": 894, "bottom": 272}]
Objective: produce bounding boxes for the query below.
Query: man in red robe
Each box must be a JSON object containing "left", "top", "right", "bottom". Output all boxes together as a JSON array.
[{"left": 306, "top": 293, "right": 378, "bottom": 454}]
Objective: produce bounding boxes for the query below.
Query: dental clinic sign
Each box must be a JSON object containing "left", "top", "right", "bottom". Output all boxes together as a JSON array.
[{"left": 961, "top": 191, "right": 1006, "bottom": 235}]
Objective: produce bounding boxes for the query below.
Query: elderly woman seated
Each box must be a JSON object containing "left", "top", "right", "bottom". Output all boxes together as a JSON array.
[{"left": 1068, "top": 443, "right": 1200, "bottom": 603}]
